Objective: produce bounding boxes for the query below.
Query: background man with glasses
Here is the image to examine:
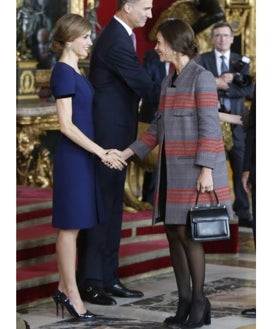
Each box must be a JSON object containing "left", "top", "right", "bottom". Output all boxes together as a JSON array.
[{"left": 197, "top": 22, "right": 254, "bottom": 227}]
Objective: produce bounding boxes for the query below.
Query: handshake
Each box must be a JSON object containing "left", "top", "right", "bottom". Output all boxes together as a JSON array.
[{"left": 101, "top": 148, "right": 134, "bottom": 170}]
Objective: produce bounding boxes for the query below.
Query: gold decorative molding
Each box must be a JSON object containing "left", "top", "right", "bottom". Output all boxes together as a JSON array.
[
  {"left": 149, "top": 0, "right": 212, "bottom": 53},
  {"left": 69, "top": 0, "right": 84, "bottom": 16},
  {"left": 17, "top": 103, "right": 59, "bottom": 187},
  {"left": 35, "top": 69, "right": 52, "bottom": 87},
  {"left": 225, "top": 0, "right": 256, "bottom": 76},
  {"left": 226, "top": 0, "right": 252, "bottom": 8},
  {"left": 17, "top": 60, "right": 39, "bottom": 101}
]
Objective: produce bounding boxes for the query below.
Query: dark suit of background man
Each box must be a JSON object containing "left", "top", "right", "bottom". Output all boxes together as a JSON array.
[
  {"left": 241, "top": 84, "right": 256, "bottom": 318},
  {"left": 138, "top": 49, "right": 167, "bottom": 204},
  {"left": 77, "top": 0, "right": 160, "bottom": 306},
  {"left": 197, "top": 22, "right": 254, "bottom": 227}
]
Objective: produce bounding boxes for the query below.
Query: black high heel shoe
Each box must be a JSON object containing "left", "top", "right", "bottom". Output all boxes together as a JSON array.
[
  {"left": 52, "top": 290, "right": 96, "bottom": 320},
  {"left": 182, "top": 298, "right": 211, "bottom": 328},
  {"left": 164, "top": 296, "right": 191, "bottom": 325},
  {"left": 52, "top": 290, "right": 67, "bottom": 317}
]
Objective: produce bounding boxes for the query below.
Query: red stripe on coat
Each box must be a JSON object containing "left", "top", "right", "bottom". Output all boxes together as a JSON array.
[
  {"left": 140, "top": 131, "right": 157, "bottom": 148},
  {"left": 167, "top": 186, "right": 231, "bottom": 204},
  {"left": 197, "top": 138, "right": 225, "bottom": 154},
  {"left": 165, "top": 141, "right": 197, "bottom": 156},
  {"left": 196, "top": 93, "right": 218, "bottom": 108},
  {"left": 159, "top": 93, "right": 218, "bottom": 111}
]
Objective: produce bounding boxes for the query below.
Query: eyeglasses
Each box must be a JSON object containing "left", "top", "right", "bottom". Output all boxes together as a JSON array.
[{"left": 213, "top": 34, "right": 233, "bottom": 39}]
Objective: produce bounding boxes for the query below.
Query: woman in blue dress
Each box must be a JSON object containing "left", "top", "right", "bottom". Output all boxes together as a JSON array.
[{"left": 50, "top": 14, "right": 126, "bottom": 320}]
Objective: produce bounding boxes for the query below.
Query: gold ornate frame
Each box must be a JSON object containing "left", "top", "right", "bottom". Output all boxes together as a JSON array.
[{"left": 69, "top": 0, "right": 86, "bottom": 16}]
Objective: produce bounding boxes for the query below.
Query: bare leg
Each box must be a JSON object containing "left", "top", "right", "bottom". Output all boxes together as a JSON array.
[{"left": 56, "top": 229, "right": 86, "bottom": 314}]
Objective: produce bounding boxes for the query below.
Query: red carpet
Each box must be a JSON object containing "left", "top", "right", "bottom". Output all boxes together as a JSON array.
[{"left": 16, "top": 186, "right": 53, "bottom": 206}]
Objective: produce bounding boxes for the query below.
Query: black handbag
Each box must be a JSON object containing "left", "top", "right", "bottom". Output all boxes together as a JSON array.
[{"left": 188, "top": 190, "right": 230, "bottom": 242}]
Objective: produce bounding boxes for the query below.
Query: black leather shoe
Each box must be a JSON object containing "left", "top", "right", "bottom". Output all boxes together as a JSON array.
[
  {"left": 241, "top": 307, "right": 256, "bottom": 318},
  {"left": 104, "top": 282, "right": 144, "bottom": 298},
  {"left": 80, "top": 286, "right": 117, "bottom": 305}
]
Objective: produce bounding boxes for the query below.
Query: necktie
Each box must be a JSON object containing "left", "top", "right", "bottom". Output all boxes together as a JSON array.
[
  {"left": 220, "top": 55, "right": 231, "bottom": 112},
  {"left": 130, "top": 32, "right": 136, "bottom": 50},
  {"left": 220, "top": 55, "right": 228, "bottom": 74}
]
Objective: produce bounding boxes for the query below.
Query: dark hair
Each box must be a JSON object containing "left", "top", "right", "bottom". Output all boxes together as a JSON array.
[
  {"left": 51, "top": 14, "right": 92, "bottom": 53},
  {"left": 156, "top": 18, "right": 198, "bottom": 59},
  {"left": 211, "top": 22, "right": 234, "bottom": 38},
  {"left": 118, "top": 0, "right": 139, "bottom": 10}
]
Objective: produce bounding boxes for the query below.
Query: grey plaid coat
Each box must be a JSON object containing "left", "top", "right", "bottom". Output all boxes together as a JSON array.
[{"left": 130, "top": 60, "right": 233, "bottom": 225}]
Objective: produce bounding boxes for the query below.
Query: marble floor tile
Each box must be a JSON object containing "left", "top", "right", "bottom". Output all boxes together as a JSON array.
[{"left": 18, "top": 263, "right": 256, "bottom": 329}]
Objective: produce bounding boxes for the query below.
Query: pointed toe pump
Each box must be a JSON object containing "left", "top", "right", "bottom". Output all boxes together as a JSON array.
[{"left": 52, "top": 290, "right": 96, "bottom": 320}]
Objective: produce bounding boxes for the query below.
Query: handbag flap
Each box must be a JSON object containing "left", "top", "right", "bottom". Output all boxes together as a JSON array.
[{"left": 190, "top": 205, "right": 228, "bottom": 224}]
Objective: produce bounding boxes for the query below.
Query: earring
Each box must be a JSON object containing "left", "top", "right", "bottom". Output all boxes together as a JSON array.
[{"left": 66, "top": 42, "right": 71, "bottom": 49}]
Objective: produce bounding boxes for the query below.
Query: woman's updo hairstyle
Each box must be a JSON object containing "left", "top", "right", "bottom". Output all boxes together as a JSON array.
[
  {"left": 51, "top": 13, "right": 92, "bottom": 53},
  {"left": 157, "top": 18, "right": 198, "bottom": 59}
]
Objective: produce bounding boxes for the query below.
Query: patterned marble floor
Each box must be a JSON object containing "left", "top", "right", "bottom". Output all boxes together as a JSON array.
[{"left": 17, "top": 228, "right": 256, "bottom": 329}]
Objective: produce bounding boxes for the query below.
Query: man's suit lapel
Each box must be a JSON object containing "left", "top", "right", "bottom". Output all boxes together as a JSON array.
[{"left": 208, "top": 52, "right": 219, "bottom": 77}]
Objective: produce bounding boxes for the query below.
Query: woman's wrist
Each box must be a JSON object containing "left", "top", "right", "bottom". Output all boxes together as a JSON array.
[{"left": 122, "top": 148, "right": 134, "bottom": 160}]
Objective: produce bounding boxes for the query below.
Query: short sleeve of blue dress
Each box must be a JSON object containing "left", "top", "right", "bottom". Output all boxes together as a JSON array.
[
  {"left": 50, "top": 62, "right": 105, "bottom": 229},
  {"left": 50, "top": 62, "right": 75, "bottom": 99}
]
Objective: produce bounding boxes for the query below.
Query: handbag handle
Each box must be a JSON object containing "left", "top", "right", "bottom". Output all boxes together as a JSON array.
[{"left": 194, "top": 190, "right": 220, "bottom": 207}]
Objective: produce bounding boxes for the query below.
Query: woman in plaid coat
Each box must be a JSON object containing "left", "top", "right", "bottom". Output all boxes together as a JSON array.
[{"left": 114, "top": 19, "right": 232, "bottom": 328}]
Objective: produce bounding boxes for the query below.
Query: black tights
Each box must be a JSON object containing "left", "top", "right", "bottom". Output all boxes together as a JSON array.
[{"left": 165, "top": 224, "right": 207, "bottom": 323}]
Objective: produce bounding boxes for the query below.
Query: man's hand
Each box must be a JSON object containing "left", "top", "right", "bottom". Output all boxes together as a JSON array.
[
  {"left": 216, "top": 73, "right": 233, "bottom": 90},
  {"left": 242, "top": 170, "right": 251, "bottom": 194}
]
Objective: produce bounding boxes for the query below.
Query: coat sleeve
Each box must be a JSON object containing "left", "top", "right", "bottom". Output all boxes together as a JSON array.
[
  {"left": 194, "top": 69, "right": 224, "bottom": 169},
  {"left": 129, "top": 111, "right": 160, "bottom": 159}
]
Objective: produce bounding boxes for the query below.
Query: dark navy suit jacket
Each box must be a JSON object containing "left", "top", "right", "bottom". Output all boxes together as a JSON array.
[
  {"left": 89, "top": 18, "right": 160, "bottom": 149},
  {"left": 243, "top": 85, "right": 256, "bottom": 186},
  {"left": 138, "top": 49, "right": 166, "bottom": 123}
]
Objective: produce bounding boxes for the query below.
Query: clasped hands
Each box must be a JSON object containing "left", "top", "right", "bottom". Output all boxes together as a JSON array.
[
  {"left": 102, "top": 149, "right": 214, "bottom": 194},
  {"left": 100, "top": 148, "right": 131, "bottom": 170}
]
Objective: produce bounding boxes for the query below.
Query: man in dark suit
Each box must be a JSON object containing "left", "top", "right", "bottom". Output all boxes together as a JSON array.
[
  {"left": 241, "top": 86, "right": 256, "bottom": 318},
  {"left": 138, "top": 49, "right": 167, "bottom": 204},
  {"left": 77, "top": 0, "right": 160, "bottom": 306},
  {"left": 197, "top": 22, "right": 254, "bottom": 227}
]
